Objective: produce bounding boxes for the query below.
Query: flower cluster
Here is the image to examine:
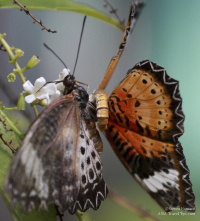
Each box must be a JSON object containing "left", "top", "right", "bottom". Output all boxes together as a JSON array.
[{"left": 23, "top": 68, "right": 70, "bottom": 105}]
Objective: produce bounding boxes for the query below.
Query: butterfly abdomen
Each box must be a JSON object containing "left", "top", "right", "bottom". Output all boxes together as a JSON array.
[{"left": 91, "top": 90, "right": 109, "bottom": 132}]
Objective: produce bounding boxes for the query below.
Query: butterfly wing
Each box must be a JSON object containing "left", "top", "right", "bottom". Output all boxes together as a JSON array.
[
  {"left": 5, "top": 95, "right": 107, "bottom": 213},
  {"left": 106, "top": 60, "right": 195, "bottom": 211}
]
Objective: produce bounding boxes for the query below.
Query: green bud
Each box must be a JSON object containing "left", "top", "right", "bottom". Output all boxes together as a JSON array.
[
  {"left": 30, "top": 98, "right": 48, "bottom": 107},
  {"left": 14, "top": 48, "right": 24, "bottom": 59},
  {"left": 7, "top": 73, "right": 16, "bottom": 82},
  {"left": 26, "top": 56, "right": 40, "bottom": 69},
  {"left": 17, "top": 93, "right": 25, "bottom": 111},
  {"left": 38, "top": 99, "right": 48, "bottom": 106},
  {"left": 0, "top": 33, "right": 6, "bottom": 37}
]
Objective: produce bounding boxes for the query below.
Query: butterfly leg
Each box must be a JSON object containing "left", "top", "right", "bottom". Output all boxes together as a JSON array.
[{"left": 96, "top": 1, "right": 145, "bottom": 91}]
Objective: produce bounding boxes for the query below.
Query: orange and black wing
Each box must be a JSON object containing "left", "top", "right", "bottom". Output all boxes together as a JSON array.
[{"left": 106, "top": 60, "right": 195, "bottom": 212}]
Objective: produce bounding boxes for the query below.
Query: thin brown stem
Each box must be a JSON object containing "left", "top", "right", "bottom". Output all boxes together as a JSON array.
[
  {"left": 108, "top": 188, "right": 162, "bottom": 221},
  {"left": 0, "top": 133, "right": 17, "bottom": 153},
  {"left": 0, "top": 118, "right": 13, "bottom": 132},
  {"left": 13, "top": 0, "right": 57, "bottom": 33},
  {"left": 104, "top": 0, "right": 125, "bottom": 26}
]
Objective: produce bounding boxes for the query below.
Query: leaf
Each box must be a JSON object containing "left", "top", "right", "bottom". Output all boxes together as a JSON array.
[
  {"left": 0, "top": 111, "right": 18, "bottom": 189},
  {"left": 0, "top": 0, "right": 124, "bottom": 30},
  {"left": 0, "top": 111, "right": 57, "bottom": 221},
  {"left": 3, "top": 195, "right": 57, "bottom": 221}
]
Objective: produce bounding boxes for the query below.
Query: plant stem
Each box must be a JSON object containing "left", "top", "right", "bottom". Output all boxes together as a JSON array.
[
  {"left": 33, "top": 105, "right": 39, "bottom": 117},
  {"left": 75, "top": 211, "right": 84, "bottom": 221},
  {"left": 0, "top": 110, "right": 24, "bottom": 140},
  {"left": 2, "top": 106, "right": 18, "bottom": 111},
  {"left": 0, "top": 33, "right": 26, "bottom": 83},
  {"left": 0, "top": 33, "right": 39, "bottom": 116},
  {"left": 108, "top": 189, "right": 161, "bottom": 221}
]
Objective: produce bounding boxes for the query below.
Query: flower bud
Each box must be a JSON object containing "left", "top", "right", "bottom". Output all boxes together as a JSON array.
[
  {"left": 14, "top": 48, "right": 24, "bottom": 59},
  {"left": 17, "top": 93, "right": 25, "bottom": 110},
  {"left": 38, "top": 99, "right": 48, "bottom": 106},
  {"left": 26, "top": 56, "right": 40, "bottom": 69},
  {"left": 7, "top": 73, "right": 16, "bottom": 82}
]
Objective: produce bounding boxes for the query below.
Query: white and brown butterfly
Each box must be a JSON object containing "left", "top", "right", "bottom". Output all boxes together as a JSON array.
[{"left": 4, "top": 73, "right": 108, "bottom": 214}]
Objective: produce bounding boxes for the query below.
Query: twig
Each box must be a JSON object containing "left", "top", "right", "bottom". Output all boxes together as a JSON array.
[
  {"left": 13, "top": 0, "right": 57, "bottom": 33},
  {"left": 0, "top": 133, "right": 17, "bottom": 153},
  {"left": 0, "top": 118, "right": 13, "bottom": 132},
  {"left": 108, "top": 188, "right": 162, "bottom": 221},
  {"left": 54, "top": 205, "right": 64, "bottom": 221},
  {"left": 104, "top": 0, "right": 125, "bottom": 26}
]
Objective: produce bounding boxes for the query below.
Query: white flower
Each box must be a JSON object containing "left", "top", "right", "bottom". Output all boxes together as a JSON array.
[
  {"left": 56, "top": 68, "right": 70, "bottom": 93},
  {"left": 23, "top": 77, "right": 60, "bottom": 104}
]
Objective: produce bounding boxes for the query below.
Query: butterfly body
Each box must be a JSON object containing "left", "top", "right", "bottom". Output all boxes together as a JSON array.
[{"left": 5, "top": 75, "right": 108, "bottom": 213}]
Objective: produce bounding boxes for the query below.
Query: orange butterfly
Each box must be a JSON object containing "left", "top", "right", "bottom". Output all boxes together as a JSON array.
[{"left": 93, "top": 2, "right": 195, "bottom": 212}]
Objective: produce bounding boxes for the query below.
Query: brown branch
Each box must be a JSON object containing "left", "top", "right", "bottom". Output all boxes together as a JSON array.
[
  {"left": 13, "top": 0, "right": 57, "bottom": 33},
  {"left": 104, "top": 0, "right": 125, "bottom": 26},
  {"left": 0, "top": 118, "right": 13, "bottom": 132},
  {"left": 0, "top": 133, "right": 17, "bottom": 153},
  {"left": 54, "top": 204, "right": 64, "bottom": 221},
  {"left": 108, "top": 188, "right": 162, "bottom": 221}
]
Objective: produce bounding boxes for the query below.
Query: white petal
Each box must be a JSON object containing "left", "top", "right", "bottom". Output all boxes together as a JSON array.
[
  {"left": 59, "top": 68, "right": 70, "bottom": 80},
  {"left": 25, "top": 94, "right": 36, "bottom": 103},
  {"left": 50, "top": 90, "right": 61, "bottom": 102},
  {"left": 34, "top": 77, "right": 46, "bottom": 91},
  {"left": 56, "top": 83, "right": 65, "bottom": 93},
  {"left": 23, "top": 81, "right": 34, "bottom": 93},
  {"left": 36, "top": 92, "right": 49, "bottom": 101},
  {"left": 42, "top": 83, "right": 57, "bottom": 95}
]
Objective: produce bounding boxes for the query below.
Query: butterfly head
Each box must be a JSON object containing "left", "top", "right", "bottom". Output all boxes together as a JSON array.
[
  {"left": 62, "top": 74, "right": 76, "bottom": 95},
  {"left": 63, "top": 74, "right": 75, "bottom": 88}
]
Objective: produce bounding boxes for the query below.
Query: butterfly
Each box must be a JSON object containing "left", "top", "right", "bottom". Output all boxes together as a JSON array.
[
  {"left": 4, "top": 73, "right": 108, "bottom": 214},
  {"left": 92, "top": 2, "right": 196, "bottom": 213},
  {"left": 4, "top": 0, "right": 195, "bottom": 216}
]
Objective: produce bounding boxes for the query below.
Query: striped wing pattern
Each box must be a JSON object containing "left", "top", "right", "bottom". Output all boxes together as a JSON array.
[
  {"left": 106, "top": 60, "right": 195, "bottom": 211},
  {"left": 5, "top": 95, "right": 108, "bottom": 213}
]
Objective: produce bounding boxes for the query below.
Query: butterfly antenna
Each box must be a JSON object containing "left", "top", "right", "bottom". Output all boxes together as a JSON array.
[
  {"left": 43, "top": 43, "right": 68, "bottom": 69},
  {"left": 72, "top": 16, "right": 87, "bottom": 76}
]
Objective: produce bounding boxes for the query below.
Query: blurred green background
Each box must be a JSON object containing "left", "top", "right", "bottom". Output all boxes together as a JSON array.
[{"left": 0, "top": 0, "right": 199, "bottom": 220}]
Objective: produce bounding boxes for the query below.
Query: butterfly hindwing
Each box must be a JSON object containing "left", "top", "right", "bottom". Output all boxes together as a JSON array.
[
  {"left": 106, "top": 60, "right": 195, "bottom": 212},
  {"left": 69, "top": 118, "right": 108, "bottom": 213},
  {"left": 5, "top": 95, "right": 108, "bottom": 213}
]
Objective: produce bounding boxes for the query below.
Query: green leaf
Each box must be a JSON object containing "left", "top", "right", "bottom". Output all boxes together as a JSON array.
[
  {"left": 0, "top": 0, "right": 124, "bottom": 30},
  {"left": 0, "top": 111, "right": 18, "bottom": 189},
  {"left": 3, "top": 196, "right": 57, "bottom": 221},
  {"left": 0, "top": 111, "right": 57, "bottom": 221}
]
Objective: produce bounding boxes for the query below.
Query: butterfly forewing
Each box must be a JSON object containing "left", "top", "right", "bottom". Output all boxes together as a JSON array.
[
  {"left": 5, "top": 94, "right": 108, "bottom": 213},
  {"left": 106, "top": 60, "right": 195, "bottom": 212}
]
